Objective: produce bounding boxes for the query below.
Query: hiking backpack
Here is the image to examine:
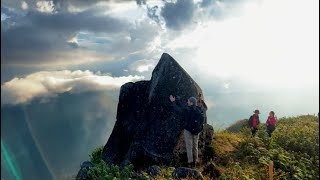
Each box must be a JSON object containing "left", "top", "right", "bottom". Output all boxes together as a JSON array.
[{"left": 189, "top": 107, "right": 205, "bottom": 135}]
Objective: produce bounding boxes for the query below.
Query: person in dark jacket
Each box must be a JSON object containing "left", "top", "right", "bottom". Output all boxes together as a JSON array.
[
  {"left": 248, "top": 110, "right": 261, "bottom": 137},
  {"left": 169, "top": 95, "right": 201, "bottom": 167},
  {"left": 266, "top": 111, "right": 277, "bottom": 137}
]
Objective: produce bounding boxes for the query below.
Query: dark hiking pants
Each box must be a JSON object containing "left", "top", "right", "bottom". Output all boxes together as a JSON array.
[
  {"left": 266, "top": 125, "right": 275, "bottom": 137},
  {"left": 251, "top": 127, "right": 258, "bottom": 137}
]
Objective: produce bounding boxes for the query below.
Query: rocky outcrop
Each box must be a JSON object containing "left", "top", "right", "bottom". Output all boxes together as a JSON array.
[
  {"left": 202, "top": 162, "right": 223, "bottom": 180},
  {"left": 102, "top": 53, "right": 214, "bottom": 168},
  {"left": 172, "top": 167, "right": 204, "bottom": 180},
  {"left": 147, "top": 165, "right": 162, "bottom": 177},
  {"left": 76, "top": 161, "right": 94, "bottom": 180}
]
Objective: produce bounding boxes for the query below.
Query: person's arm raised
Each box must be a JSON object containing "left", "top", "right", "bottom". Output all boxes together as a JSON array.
[
  {"left": 169, "top": 95, "right": 184, "bottom": 114},
  {"left": 169, "top": 95, "right": 176, "bottom": 102}
]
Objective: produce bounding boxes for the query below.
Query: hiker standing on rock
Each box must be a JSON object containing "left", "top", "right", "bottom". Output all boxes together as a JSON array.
[
  {"left": 248, "top": 110, "right": 261, "bottom": 137},
  {"left": 266, "top": 111, "right": 277, "bottom": 137},
  {"left": 169, "top": 95, "right": 205, "bottom": 168}
]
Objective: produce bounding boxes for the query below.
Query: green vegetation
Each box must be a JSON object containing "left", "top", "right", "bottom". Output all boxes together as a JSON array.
[
  {"left": 217, "top": 115, "right": 319, "bottom": 180},
  {"left": 86, "top": 115, "right": 319, "bottom": 179},
  {"left": 87, "top": 146, "right": 135, "bottom": 179}
]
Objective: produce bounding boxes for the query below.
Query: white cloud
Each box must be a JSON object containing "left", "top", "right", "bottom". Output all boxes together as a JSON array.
[
  {"left": 137, "top": 65, "right": 152, "bottom": 72},
  {"left": 67, "top": 35, "right": 78, "bottom": 44},
  {"left": 130, "top": 59, "right": 156, "bottom": 73},
  {"left": 1, "top": 13, "right": 9, "bottom": 21},
  {"left": 21, "top": 1, "right": 29, "bottom": 10},
  {"left": 223, "top": 83, "right": 230, "bottom": 89},
  {"left": 1, "top": 70, "right": 144, "bottom": 105},
  {"left": 36, "top": 1, "right": 55, "bottom": 13}
]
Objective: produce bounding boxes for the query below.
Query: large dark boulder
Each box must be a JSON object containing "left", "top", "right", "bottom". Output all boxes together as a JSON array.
[{"left": 102, "top": 53, "right": 214, "bottom": 168}]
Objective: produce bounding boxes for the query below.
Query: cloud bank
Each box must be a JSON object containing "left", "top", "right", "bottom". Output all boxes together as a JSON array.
[
  {"left": 145, "top": 0, "right": 254, "bottom": 30},
  {"left": 1, "top": 4, "right": 162, "bottom": 68},
  {"left": 1, "top": 0, "right": 147, "bottom": 12},
  {"left": 1, "top": 0, "right": 253, "bottom": 69},
  {"left": 1, "top": 7, "right": 132, "bottom": 66},
  {"left": 1, "top": 70, "right": 144, "bottom": 105}
]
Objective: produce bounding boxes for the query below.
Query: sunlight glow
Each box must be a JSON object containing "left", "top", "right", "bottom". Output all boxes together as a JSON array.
[{"left": 169, "top": 0, "right": 319, "bottom": 89}]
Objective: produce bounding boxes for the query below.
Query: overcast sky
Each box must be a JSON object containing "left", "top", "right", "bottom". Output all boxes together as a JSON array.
[
  {"left": 2, "top": 0, "right": 319, "bottom": 122},
  {"left": 2, "top": 0, "right": 319, "bottom": 117}
]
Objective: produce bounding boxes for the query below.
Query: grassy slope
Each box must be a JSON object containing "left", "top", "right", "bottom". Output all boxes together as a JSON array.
[
  {"left": 214, "top": 115, "right": 319, "bottom": 180},
  {"left": 85, "top": 115, "right": 319, "bottom": 180}
]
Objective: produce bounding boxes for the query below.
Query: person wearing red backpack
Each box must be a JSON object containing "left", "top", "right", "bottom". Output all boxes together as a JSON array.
[
  {"left": 248, "top": 110, "right": 261, "bottom": 137},
  {"left": 266, "top": 111, "right": 277, "bottom": 137}
]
